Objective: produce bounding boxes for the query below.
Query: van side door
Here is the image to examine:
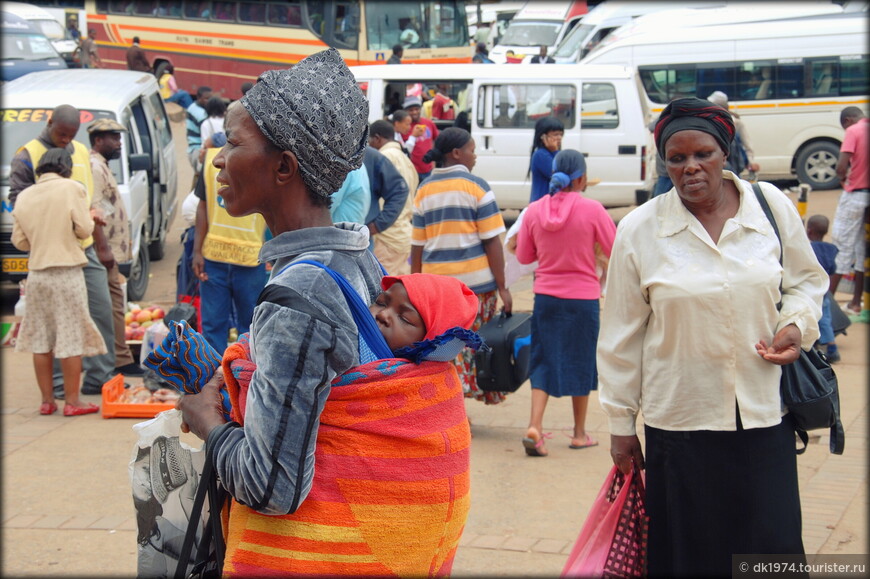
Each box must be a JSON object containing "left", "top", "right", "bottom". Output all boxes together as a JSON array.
[
  {"left": 472, "top": 80, "right": 581, "bottom": 211},
  {"left": 123, "top": 108, "right": 149, "bottom": 257}
]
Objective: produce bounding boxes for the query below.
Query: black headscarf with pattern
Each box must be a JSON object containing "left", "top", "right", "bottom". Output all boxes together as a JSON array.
[
  {"left": 240, "top": 48, "right": 369, "bottom": 199},
  {"left": 653, "top": 97, "right": 735, "bottom": 160}
]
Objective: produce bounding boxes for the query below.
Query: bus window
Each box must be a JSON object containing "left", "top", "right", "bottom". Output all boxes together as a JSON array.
[
  {"left": 774, "top": 60, "right": 804, "bottom": 99},
  {"left": 307, "top": 1, "right": 325, "bottom": 37},
  {"left": 184, "top": 1, "right": 211, "bottom": 19},
  {"left": 334, "top": 1, "right": 359, "bottom": 48},
  {"left": 266, "top": 1, "right": 302, "bottom": 26},
  {"left": 238, "top": 1, "right": 265, "bottom": 23},
  {"left": 840, "top": 55, "right": 869, "bottom": 96},
  {"left": 581, "top": 83, "right": 617, "bottom": 130},
  {"left": 639, "top": 67, "right": 696, "bottom": 103},
  {"left": 364, "top": 1, "right": 466, "bottom": 52},
  {"left": 212, "top": 1, "right": 236, "bottom": 21},
  {"left": 696, "top": 65, "right": 736, "bottom": 102},
  {"left": 809, "top": 59, "right": 838, "bottom": 95}
]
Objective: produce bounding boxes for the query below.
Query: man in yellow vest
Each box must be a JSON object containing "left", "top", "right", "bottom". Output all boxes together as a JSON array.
[
  {"left": 9, "top": 105, "right": 116, "bottom": 397},
  {"left": 192, "top": 147, "right": 268, "bottom": 353}
]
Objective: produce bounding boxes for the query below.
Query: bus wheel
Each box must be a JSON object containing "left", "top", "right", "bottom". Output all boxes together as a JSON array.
[
  {"left": 795, "top": 141, "right": 840, "bottom": 190},
  {"left": 127, "top": 241, "right": 151, "bottom": 302}
]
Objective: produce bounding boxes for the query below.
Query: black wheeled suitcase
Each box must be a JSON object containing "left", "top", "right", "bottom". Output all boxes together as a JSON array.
[{"left": 474, "top": 311, "right": 532, "bottom": 392}]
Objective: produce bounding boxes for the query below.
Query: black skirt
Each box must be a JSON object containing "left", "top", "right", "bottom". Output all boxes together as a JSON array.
[{"left": 644, "top": 413, "right": 804, "bottom": 578}]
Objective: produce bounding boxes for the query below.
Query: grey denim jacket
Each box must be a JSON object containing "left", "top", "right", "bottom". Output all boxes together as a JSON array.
[{"left": 209, "top": 222, "right": 383, "bottom": 515}]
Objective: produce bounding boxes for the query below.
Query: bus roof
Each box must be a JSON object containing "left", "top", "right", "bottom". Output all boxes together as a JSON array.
[
  {"left": 2, "top": 69, "right": 159, "bottom": 111},
  {"left": 598, "top": 1, "right": 847, "bottom": 48},
  {"left": 349, "top": 62, "right": 633, "bottom": 81},
  {"left": 583, "top": 12, "right": 867, "bottom": 64}
]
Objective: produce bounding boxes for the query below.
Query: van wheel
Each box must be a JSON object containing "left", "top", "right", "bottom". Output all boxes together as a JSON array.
[
  {"left": 795, "top": 141, "right": 841, "bottom": 190},
  {"left": 149, "top": 237, "right": 166, "bottom": 261},
  {"left": 127, "top": 242, "right": 151, "bottom": 302}
]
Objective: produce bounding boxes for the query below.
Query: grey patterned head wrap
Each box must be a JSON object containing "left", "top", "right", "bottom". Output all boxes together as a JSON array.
[{"left": 240, "top": 48, "right": 369, "bottom": 199}]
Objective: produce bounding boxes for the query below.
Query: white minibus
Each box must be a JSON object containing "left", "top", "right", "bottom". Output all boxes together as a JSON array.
[
  {"left": 3, "top": 2, "right": 79, "bottom": 66},
  {"left": 581, "top": 13, "right": 869, "bottom": 191},
  {"left": 350, "top": 63, "right": 651, "bottom": 211},
  {"left": 488, "top": 1, "right": 588, "bottom": 64},
  {"left": 550, "top": 1, "right": 721, "bottom": 64}
]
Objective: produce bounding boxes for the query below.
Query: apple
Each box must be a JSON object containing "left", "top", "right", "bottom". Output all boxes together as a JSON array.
[
  {"left": 151, "top": 308, "right": 165, "bottom": 320},
  {"left": 125, "top": 327, "right": 134, "bottom": 340},
  {"left": 124, "top": 312, "right": 133, "bottom": 324},
  {"left": 136, "top": 310, "right": 153, "bottom": 323},
  {"left": 141, "top": 320, "right": 153, "bottom": 328},
  {"left": 130, "top": 321, "right": 140, "bottom": 329}
]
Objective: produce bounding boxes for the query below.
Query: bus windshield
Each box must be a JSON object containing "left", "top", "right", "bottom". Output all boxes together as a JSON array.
[
  {"left": 365, "top": 1, "right": 468, "bottom": 51},
  {"left": 2, "top": 33, "right": 58, "bottom": 61},
  {"left": 553, "top": 23, "right": 593, "bottom": 58},
  {"left": 499, "top": 22, "right": 561, "bottom": 47}
]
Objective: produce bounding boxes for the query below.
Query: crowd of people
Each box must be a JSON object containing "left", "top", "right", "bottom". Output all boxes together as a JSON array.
[{"left": 6, "top": 42, "right": 867, "bottom": 577}]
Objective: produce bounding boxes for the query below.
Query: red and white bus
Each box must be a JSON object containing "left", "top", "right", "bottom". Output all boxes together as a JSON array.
[{"left": 77, "top": 0, "right": 471, "bottom": 99}]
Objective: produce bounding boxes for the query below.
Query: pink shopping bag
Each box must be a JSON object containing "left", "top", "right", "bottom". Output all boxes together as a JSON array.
[{"left": 561, "top": 465, "right": 648, "bottom": 578}]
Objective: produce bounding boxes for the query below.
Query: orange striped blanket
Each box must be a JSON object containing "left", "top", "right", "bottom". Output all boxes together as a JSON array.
[{"left": 220, "top": 340, "right": 471, "bottom": 577}]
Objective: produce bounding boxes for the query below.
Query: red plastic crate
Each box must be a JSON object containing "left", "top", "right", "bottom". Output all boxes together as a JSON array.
[{"left": 101, "top": 374, "right": 176, "bottom": 419}]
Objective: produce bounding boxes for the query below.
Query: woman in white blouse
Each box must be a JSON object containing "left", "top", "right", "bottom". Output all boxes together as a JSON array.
[{"left": 597, "top": 98, "right": 827, "bottom": 577}]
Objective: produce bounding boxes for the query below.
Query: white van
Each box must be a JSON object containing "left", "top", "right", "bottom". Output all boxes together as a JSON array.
[
  {"left": 1, "top": 70, "right": 179, "bottom": 299},
  {"left": 551, "top": 1, "right": 722, "bottom": 64},
  {"left": 580, "top": 13, "right": 869, "bottom": 191},
  {"left": 1, "top": 11, "right": 66, "bottom": 82},
  {"left": 594, "top": 1, "right": 847, "bottom": 51},
  {"left": 3, "top": 2, "right": 79, "bottom": 67},
  {"left": 489, "top": 1, "right": 587, "bottom": 64},
  {"left": 466, "top": 1, "right": 526, "bottom": 50},
  {"left": 351, "top": 63, "right": 650, "bottom": 211}
]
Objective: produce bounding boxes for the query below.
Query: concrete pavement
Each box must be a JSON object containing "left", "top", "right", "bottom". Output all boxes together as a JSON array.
[{"left": 1, "top": 117, "right": 866, "bottom": 576}]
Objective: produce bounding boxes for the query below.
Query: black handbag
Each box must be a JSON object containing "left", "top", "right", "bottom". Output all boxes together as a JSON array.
[
  {"left": 474, "top": 311, "right": 532, "bottom": 392},
  {"left": 752, "top": 183, "right": 844, "bottom": 455},
  {"left": 174, "top": 422, "right": 237, "bottom": 579}
]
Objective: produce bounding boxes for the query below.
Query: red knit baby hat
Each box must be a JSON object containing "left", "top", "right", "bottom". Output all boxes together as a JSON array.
[{"left": 381, "top": 274, "right": 479, "bottom": 340}]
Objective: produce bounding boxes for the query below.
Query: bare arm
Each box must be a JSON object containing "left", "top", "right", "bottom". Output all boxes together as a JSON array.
[
  {"left": 482, "top": 236, "right": 512, "bottom": 314},
  {"left": 837, "top": 151, "right": 852, "bottom": 185},
  {"left": 192, "top": 199, "right": 209, "bottom": 281}
]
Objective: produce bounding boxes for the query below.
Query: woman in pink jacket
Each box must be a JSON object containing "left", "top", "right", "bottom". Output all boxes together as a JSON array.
[{"left": 516, "top": 149, "right": 616, "bottom": 456}]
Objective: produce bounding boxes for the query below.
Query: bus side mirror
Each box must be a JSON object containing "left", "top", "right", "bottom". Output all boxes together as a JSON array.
[{"left": 129, "top": 153, "right": 152, "bottom": 172}]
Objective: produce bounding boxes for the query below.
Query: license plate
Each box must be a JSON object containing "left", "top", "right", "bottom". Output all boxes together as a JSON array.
[{"left": 1, "top": 257, "right": 29, "bottom": 273}]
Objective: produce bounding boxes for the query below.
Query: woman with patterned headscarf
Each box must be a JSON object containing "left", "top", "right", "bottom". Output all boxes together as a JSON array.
[
  {"left": 176, "top": 47, "right": 386, "bottom": 567},
  {"left": 597, "top": 98, "right": 827, "bottom": 576}
]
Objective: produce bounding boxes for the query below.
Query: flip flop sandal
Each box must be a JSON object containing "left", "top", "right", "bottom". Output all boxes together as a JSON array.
[
  {"left": 522, "top": 430, "right": 552, "bottom": 457},
  {"left": 569, "top": 434, "right": 599, "bottom": 450}
]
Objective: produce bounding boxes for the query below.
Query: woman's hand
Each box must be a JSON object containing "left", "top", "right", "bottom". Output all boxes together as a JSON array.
[
  {"left": 176, "top": 367, "right": 228, "bottom": 440},
  {"left": 498, "top": 287, "right": 512, "bottom": 315},
  {"left": 754, "top": 323, "right": 802, "bottom": 365},
  {"left": 610, "top": 434, "right": 645, "bottom": 475}
]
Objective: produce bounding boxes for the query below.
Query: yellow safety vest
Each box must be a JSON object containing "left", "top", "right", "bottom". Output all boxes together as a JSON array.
[
  {"left": 20, "top": 139, "right": 94, "bottom": 248},
  {"left": 201, "top": 148, "right": 266, "bottom": 267}
]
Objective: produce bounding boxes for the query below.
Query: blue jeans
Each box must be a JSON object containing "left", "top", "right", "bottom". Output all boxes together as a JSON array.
[
  {"left": 652, "top": 175, "right": 673, "bottom": 197},
  {"left": 819, "top": 292, "right": 835, "bottom": 344},
  {"left": 200, "top": 259, "right": 267, "bottom": 353},
  {"left": 167, "top": 90, "right": 194, "bottom": 110},
  {"left": 53, "top": 245, "right": 115, "bottom": 391}
]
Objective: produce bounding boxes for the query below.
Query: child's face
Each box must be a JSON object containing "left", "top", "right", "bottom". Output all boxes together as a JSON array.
[{"left": 370, "top": 282, "right": 426, "bottom": 350}]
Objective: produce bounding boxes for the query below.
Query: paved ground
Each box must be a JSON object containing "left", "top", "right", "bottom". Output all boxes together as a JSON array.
[{"left": 1, "top": 118, "right": 867, "bottom": 577}]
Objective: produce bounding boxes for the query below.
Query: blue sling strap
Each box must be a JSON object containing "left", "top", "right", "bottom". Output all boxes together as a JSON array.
[{"left": 275, "top": 259, "right": 393, "bottom": 362}]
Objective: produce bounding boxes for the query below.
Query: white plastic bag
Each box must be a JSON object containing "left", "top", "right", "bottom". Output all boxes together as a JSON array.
[
  {"left": 130, "top": 409, "right": 206, "bottom": 578},
  {"left": 503, "top": 208, "right": 537, "bottom": 288},
  {"left": 141, "top": 319, "right": 170, "bottom": 365}
]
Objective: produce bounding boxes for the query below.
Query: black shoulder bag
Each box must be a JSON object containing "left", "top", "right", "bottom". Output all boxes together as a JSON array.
[
  {"left": 174, "top": 422, "right": 239, "bottom": 579},
  {"left": 752, "top": 183, "right": 844, "bottom": 455}
]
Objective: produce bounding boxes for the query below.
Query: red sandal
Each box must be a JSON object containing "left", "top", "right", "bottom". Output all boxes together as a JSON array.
[
  {"left": 39, "top": 402, "right": 58, "bottom": 415},
  {"left": 63, "top": 403, "right": 99, "bottom": 417}
]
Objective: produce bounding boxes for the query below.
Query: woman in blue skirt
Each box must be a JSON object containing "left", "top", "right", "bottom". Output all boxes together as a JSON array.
[{"left": 516, "top": 149, "right": 616, "bottom": 456}]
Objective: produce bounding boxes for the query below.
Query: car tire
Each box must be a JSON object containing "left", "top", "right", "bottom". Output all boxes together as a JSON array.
[
  {"left": 127, "top": 241, "right": 151, "bottom": 302},
  {"left": 795, "top": 141, "right": 841, "bottom": 190},
  {"left": 148, "top": 237, "right": 166, "bottom": 261}
]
